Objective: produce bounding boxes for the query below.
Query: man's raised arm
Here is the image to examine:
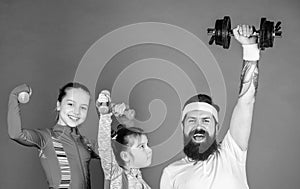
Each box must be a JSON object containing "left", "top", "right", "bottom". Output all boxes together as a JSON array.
[{"left": 229, "top": 25, "right": 260, "bottom": 151}]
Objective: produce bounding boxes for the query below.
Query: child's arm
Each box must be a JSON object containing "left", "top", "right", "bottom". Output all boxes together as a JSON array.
[
  {"left": 7, "top": 84, "right": 44, "bottom": 148},
  {"left": 98, "top": 113, "right": 122, "bottom": 180}
]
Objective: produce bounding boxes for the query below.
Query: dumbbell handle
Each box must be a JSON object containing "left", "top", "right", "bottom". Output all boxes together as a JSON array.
[{"left": 207, "top": 27, "right": 282, "bottom": 37}]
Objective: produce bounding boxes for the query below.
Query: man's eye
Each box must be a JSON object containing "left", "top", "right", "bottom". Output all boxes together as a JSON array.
[
  {"left": 204, "top": 119, "right": 211, "bottom": 123},
  {"left": 188, "top": 119, "right": 195, "bottom": 123},
  {"left": 81, "top": 106, "right": 88, "bottom": 110},
  {"left": 67, "top": 103, "right": 73, "bottom": 106}
]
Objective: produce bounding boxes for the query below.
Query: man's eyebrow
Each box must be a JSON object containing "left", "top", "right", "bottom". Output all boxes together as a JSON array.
[{"left": 186, "top": 116, "right": 196, "bottom": 119}]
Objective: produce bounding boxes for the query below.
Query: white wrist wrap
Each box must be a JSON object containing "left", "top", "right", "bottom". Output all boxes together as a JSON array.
[{"left": 243, "top": 44, "right": 260, "bottom": 61}]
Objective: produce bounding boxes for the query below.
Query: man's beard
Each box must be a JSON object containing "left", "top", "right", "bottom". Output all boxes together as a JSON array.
[{"left": 183, "top": 129, "right": 219, "bottom": 161}]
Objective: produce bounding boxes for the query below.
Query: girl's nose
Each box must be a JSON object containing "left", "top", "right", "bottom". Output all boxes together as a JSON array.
[{"left": 74, "top": 106, "right": 80, "bottom": 115}]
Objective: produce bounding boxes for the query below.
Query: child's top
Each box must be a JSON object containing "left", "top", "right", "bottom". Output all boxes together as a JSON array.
[{"left": 7, "top": 87, "right": 99, "bottom": 189}]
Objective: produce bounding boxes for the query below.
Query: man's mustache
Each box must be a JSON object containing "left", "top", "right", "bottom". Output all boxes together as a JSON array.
[{"left": 189, "top": 128, "right": 207, "bottom": 138}]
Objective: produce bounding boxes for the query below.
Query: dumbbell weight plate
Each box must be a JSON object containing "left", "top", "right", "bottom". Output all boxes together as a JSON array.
[
  {"left": 259, "top": 18, "right": 275, "bottom": 49},
  {"left": 267, "top": 20, "right": 274, "bottom": 48},
  {"left": 213, "top": 16, "right": 231, "bottom": 49},
  {"left": 259, "top": 18, "right": 266, "bottom": 50},
  {"left": 214, "top": 19, "right": 223, "bottom": 46},
  {"left": 222, "top": 16, "right": 231, "bottom": 49}
]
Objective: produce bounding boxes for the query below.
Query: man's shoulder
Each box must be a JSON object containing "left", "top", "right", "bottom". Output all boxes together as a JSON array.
[{"left": 163, "top": 157, "right": 189, "bottom": 173}]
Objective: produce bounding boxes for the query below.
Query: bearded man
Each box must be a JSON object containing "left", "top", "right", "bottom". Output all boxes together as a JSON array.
[{"left": 160, "top": 24, "right": 259, "bottom": 189}]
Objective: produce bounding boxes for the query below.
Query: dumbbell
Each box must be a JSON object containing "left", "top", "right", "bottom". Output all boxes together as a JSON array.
[{"left": 207, "top": 16, "right": 282, "bottom": 50}]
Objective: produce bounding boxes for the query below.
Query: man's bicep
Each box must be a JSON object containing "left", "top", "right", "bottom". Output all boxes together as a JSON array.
[
  {"left": 229, "top": 94, "right": 255, "bottom": 151},
  {"left": 221, "top": 131, "right": 248, "bottom": 164}
]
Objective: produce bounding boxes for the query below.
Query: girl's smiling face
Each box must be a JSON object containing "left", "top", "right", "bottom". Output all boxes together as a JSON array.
[{"left": 57, "top": 88, "right": 90, "bottom": 127}]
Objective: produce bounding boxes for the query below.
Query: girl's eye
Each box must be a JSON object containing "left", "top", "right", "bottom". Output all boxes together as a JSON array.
[
  {"left": 81, "top": 106, "right": 88, "bottom": 110},
  {"left": 67, "top": 103, "right": 73, "bottom": 106}
]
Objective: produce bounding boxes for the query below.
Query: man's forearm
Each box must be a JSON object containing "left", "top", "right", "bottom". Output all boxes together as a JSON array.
[
  {"left": 238, "top": 44, "right": 259, "bottom": 101},
  {"left": 239, "top": 60, "right": 259, "bottom": 99}
]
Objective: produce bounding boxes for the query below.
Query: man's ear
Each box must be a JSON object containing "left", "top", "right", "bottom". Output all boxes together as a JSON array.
[
  {"left": 181, "top": 117, "right": 185, "bottom": 130},
  {"left": 120, "top": 151, "right": 130, "bottom": 162},
  {"left": 56, "top": 101, "right": 61, "bottom": 111},
  {"left": 216, "top": 123, "right": 220, "bottom": 135}
]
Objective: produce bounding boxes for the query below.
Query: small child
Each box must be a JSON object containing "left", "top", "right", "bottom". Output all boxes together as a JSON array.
[{"left": 97, "top": 91, "right": 152, "bottom": 189}]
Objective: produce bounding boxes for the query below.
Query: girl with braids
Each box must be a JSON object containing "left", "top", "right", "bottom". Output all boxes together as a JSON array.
[
  {"left": 8, "top": 82, "right": 100, "bottom": 189},
  {"left": 97, "top": 91, "right": 152, "bottom": 189}
]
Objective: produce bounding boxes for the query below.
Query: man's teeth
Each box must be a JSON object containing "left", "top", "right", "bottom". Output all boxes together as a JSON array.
[{"left": 193, "top": 133, "right": 205, "bottom": 141}]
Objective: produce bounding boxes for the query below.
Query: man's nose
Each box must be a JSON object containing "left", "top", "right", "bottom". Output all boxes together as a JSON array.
[
  {"left": 196, "top": 120, "right": 204, "bottom": 127},
  {"left": 195, "top": 120, "right": 206, "bottom": 130}
]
